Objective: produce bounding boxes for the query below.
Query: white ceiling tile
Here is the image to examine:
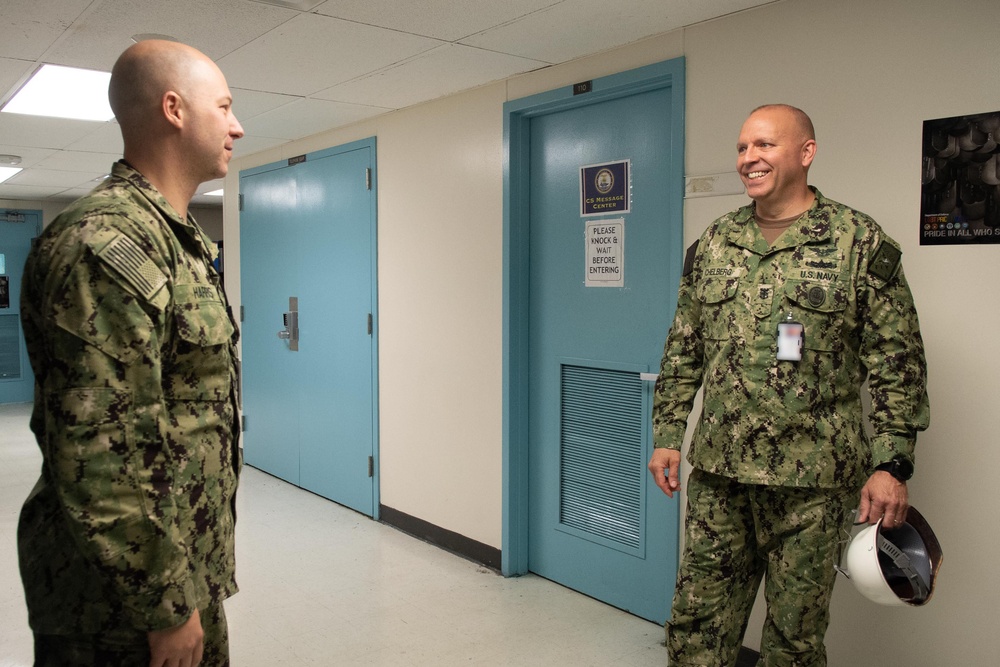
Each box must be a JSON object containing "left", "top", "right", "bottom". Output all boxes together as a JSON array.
[
  {"left": 64, "top": 123, "right": 124, "bottom": 155},
  {"left": 312, "top": 0, "right": 561, "bottom": 41},
  {"left": 8, "top": 168, "right": 99, "bottom": 189},
  {"left": 0, "top": 0, "right": 93, "bottom": 60},
  {"left": 0, "top": 182, "right": 76, "bottom": 200},
  {"left": 43, "top": 0, "right": 298, "bottom": 71},
  {"left": 231, "top": 88, "right": 301, "bottom": 123},
  {"left": 462, "top": 0, "right": 770, "bottom": 63},
  {"left": 241, "top": 98, "right": 387, "bottom": 140},
  {"left": 0, "top": 145, "right": 57, "bottom": 169},
  {"left": 0, "top": 114, "right": 103, "bottom": 150},
  {"left": 218, "top": 13, "right": 443, "bottom": 96},
  {"left": 35, "top": 150, "right": 120, "bottom": 174},
  {"left": 315, "top": 44, "right": 547, "bottom": 110}
]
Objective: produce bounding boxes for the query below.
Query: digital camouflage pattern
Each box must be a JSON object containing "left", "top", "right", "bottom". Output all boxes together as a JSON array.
[
  {"left": 32, "top": 602, "right": 229, "bottom": 666},
  {"left": 652, "top": 188, "right": 930, "bottom": 489},
  {"left": 18, "top": 161, "right": 242, "bottom": 636},
  {"left": 667, "top": 469, "right": 857, "bottom": 667}
]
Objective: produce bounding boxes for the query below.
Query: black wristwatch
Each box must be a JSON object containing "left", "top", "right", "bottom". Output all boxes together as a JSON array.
[{"left": 874, "top": 456, "right": 914, "bottom": 482}]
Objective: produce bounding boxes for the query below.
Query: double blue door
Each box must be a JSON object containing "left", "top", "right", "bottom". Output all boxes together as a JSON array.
[{"left": 239, "top": 141, "right": 378, "bottom": 516}]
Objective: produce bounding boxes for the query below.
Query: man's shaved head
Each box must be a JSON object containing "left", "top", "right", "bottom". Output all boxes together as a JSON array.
[
  {"left": 105, "top": 39, "right": 242, "bottom": 214},
  {"left": 750, "top": 104, "right": 816, "bottom": 142},
  {"left": 109, "top": 39, "right": 216, "bottom": 137}
]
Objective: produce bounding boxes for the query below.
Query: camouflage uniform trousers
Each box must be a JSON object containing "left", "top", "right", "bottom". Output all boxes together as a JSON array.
[
  {"left": 32, "top": 602, "right": 229, "bottom": 667},
  {"left": 667, "top": 468, "right": 858, "bottom": 667}
]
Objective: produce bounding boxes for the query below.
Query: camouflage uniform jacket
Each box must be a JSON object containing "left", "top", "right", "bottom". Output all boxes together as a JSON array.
[
  {"left": 18, "top": 161, "right": 242, "bottom": 634},
  {"left": 652, "top": 189, "right": 929, "bottom": 489}
]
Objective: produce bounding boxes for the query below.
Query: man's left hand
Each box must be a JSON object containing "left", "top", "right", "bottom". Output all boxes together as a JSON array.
[{"left": 858, "top": 471, "right": 908, "bottom": 526}]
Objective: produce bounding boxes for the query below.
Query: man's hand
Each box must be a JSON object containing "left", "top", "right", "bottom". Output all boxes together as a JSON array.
[
  {"left": 149, "top": 608, "right": 203, "bottom": 667},
  {"left": 648, "top": 448, "right": 682, "bottom": 498},
  {"left": 858, "top": 471, "right": 908, "bottom": 527}
]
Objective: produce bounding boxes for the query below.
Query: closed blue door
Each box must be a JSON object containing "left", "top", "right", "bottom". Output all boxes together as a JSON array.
[
  {"left": 0, "top": 210, "right": 41, "bottom": 404},
  {"left": 524, "top": 74, "right": 683, "bottom": 622},
  {"left": 240, "top": 141, "right": 377, "bottom": 516}
]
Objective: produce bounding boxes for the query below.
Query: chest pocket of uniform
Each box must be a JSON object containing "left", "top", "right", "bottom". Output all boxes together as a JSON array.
[
  {"left": 165, "top": 284, "right": 235, "bottom": 401},
  {"left": 698, "top": 276, "right": 739, "bottom": 341},
  {"left": 783, "top": 281, "right": 848, "bottom": 352}
]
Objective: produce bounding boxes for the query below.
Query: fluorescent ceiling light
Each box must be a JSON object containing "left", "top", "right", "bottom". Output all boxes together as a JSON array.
[
  {"left": 203, "top": 189, "right": 224, "bottom": 197},
  {"left": 0, "top": 167, "right": 23, "bottom": 184},
  {"left": 2, "top": 64, "right": 114, "bottom": 122}
]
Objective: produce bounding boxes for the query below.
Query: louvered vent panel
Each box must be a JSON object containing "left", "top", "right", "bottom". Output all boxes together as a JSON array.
[
  {"left": 559, "top": 364, "right": 642, "bottom": 549},
  {"left": 0, "top": 315, "right": 22, "bottom": 379}
]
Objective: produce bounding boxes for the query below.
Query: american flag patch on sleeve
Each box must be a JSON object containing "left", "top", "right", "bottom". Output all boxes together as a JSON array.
[{"left": 97, "top": 234, "right": 168, "bottom": 299}]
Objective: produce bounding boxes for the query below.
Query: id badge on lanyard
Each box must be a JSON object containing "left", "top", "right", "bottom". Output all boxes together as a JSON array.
[{"left": 776, "top": 312, "right": 804, "bottom": 361}]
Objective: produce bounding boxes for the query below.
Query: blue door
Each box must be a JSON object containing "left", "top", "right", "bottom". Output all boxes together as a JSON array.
[
  {"left": 506, "top": 60, "right": 684, "bottom": 623},
  {"left": 0, "top": 209, "right": 41, "bottom": 404},
  {"left": 239, "top": 140, "right": 378, "bottom": 516}
]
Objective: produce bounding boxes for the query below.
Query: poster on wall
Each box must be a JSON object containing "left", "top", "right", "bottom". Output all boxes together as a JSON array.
[
  {"left": 585, "top": 218, "right": 624, "bottom": 287},
  {"left": 921, "top": 110, "right": 1000, "bottom": 245},
  {"left": 580, "top": 160, "right": 630, "bottom": 216}
]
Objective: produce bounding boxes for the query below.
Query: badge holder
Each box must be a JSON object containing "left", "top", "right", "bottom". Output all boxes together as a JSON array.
[{"left": 776, "top": 312, "right": 804, "bottom": 361}]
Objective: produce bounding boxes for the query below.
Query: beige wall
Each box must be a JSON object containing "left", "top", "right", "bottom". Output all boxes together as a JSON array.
[{"left": 225, "top": 0, "right": 997, "bottom": 663}]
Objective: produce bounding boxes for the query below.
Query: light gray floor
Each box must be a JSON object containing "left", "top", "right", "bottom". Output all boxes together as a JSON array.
[{"left": 1, "top": 401, "right": 667, "bottom": 666}]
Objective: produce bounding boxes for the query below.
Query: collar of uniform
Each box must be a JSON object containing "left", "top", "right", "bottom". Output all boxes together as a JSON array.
[
  {"left": 111, "top": 160, "right": 215, "bottom": 258},
  {"left": 111, "top": 160, "right": 186, "bottom": 225},
  {"left": 728, "top": 186, "right": 833, "bottom": 254}
]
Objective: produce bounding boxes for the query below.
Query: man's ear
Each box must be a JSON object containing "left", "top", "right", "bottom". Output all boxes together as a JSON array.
[
  {"left": 162, "top": 90, "right": 183, "bottom": 129},
  {"left": 801, "top": 139, "right": 817, "bottom": 169}
]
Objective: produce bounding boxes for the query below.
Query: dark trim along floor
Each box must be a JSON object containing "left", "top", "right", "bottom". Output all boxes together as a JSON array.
[{"left": 379, "top": 504, "right": 502, "bottom": 571}]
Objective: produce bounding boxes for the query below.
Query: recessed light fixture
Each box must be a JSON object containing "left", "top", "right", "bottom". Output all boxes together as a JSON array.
[
  {"left": 203, "top": 189, "right": 224, "bottom": 197},
  {"left": 130, "top": 33, "right": 179, "bottom": 43},
  {"left": 0, "top": 167, "right": 23, "bottom": 184},
  {"left": 1, "top": 64, "right": 114, "bottom": 122}
]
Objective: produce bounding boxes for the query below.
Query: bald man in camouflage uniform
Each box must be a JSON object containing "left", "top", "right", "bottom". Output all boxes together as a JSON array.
[
  {"left": 19, "top": 40, "right": 244, "bottom": 667},
  {"left": 648, "top": 105, "right": 929, "bottom": 666}
]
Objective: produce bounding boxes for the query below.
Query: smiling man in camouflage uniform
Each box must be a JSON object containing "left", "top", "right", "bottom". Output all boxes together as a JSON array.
[
  {"left": 19, "top": 40, "right": 244, "bottom": 667},
  {"left": 648, "top": 105, "right": 929, "bottom": 666}
]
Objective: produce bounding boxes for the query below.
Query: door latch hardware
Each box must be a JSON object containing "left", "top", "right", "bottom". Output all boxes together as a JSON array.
[{"left": 277, "top": 296, "right": 299, "bottom": 351}]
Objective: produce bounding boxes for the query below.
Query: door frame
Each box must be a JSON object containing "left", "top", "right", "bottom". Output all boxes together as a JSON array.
[
  {"left": 238, "top": 137, "right": 381, "bottom": 518},
  {"left": 501, "top": 58, "right": 685, "bottom": 576}
]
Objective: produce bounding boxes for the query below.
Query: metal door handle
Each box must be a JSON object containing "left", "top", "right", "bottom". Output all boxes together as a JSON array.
[
  {"left": 639, "top": 372, "right": 658, "bottom": 382},
  {"left": 278, "top": 297, "right": 299, "bottom": 351}
]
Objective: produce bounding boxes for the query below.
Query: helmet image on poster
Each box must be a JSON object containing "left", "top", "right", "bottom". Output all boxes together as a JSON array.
[{"left": 839, "top": 506, "right": 943, "bottom": 606}]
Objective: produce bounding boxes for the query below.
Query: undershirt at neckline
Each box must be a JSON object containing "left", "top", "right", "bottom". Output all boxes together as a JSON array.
[{"left": 754, "top": 211, "right": 801, "bottom": 245}]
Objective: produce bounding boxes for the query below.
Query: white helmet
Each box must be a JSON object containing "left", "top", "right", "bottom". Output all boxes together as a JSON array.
[{"left": 839, "top": 506, "right": 943, "bottom": 606}]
